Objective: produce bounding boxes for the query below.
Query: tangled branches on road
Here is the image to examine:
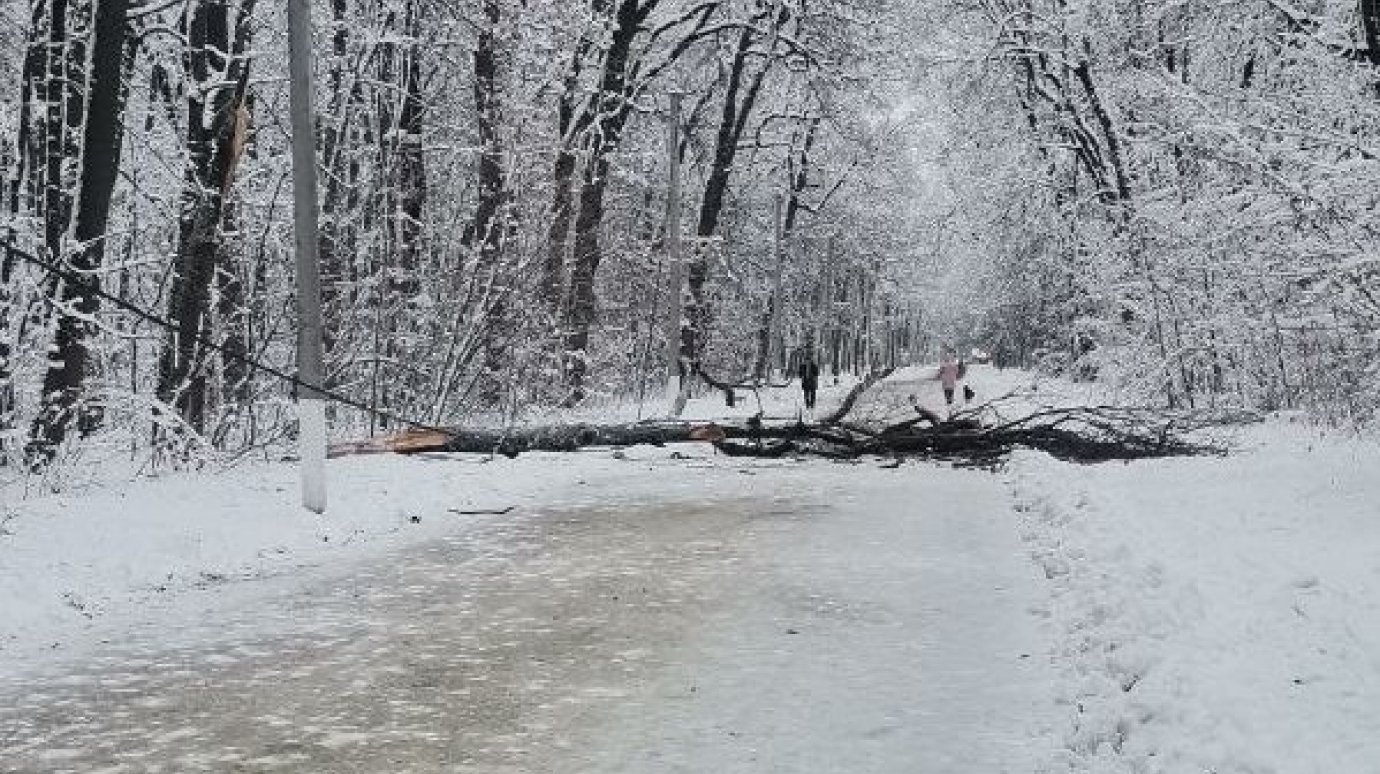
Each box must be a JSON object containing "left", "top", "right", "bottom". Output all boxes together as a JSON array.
[
  {"left": 795, "top": 404, "right": 1234, "bottom": 465},
  {"left": 330, "top": 388, "right": 1245, "bottom": 465}
]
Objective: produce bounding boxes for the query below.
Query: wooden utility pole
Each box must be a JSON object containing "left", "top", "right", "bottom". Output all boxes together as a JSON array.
[
  {"left": 664, "top": 92, "right": 687, "bottom": 417},
  {"left": 288, "top": 0, "right": 327, "bottom": 513}
]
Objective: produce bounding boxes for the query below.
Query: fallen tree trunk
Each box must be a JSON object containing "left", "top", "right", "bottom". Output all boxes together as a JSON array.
[
  {"left": 328, "top": 418, "right": 801, "bottom": 459},
  {"left": 328, "top": 402, "right": 1228, "bottom": 464}
]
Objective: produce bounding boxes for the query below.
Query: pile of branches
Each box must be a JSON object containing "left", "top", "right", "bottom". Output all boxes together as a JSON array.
[
  {"left": 330, "top": 398, "right": 1232, "bottom": 465},
  {"left": 764, "top": 404, "right": 1231, "bottom": 464}
]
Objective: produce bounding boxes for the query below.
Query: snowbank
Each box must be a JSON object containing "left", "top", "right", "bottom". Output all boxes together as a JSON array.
[
  {"left": 1009, "top": 423, "right": 1380, "bottom": 772},
  {"left": 0, "top": 450, "right": 575, "bottom": 672}
]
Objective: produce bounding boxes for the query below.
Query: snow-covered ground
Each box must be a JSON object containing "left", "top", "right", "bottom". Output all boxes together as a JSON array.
[
  {"left": 1008, "top": 424, "right": 1380, "bottom": 772},
  {"left": 2, "top": 365, "right": 1378, "bottom": 773},
  {"left": 0, "top": 376, "right": 856, "bottom": 673}
]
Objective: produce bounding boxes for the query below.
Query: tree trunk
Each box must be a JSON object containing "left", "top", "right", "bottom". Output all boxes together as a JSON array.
[
  {"left": 156, "top": 0, "right": 255, "bottom": 436},
  {"left": 467, "top": 0, "right": 510, "bottom": 401},
  {"left": 1071, "top": 51, "right": 1132, "bottom": 207},
  {"left": 41, "top": 0, "right": 77, "bottom": 273},
  {"left": 543, "top": 148, "right": 577, "bottom": 317},
  {"left": 371, "top": 4, "right": 426, "bottom": 300},
  {"left": 368, "top": 2, "right": 427, "bottom": 420},
  {"left": 319, "top": 0, "right": 360, "bottom": 338},
  {"left": 0, "top": 241, "right": 15, "bottom": 443},
  {"left": 561, "top": 157, "right": 611, "bottom": 403},
  {"left": 542, "top": 10, "right": 603, "bottom": 321},
  {"left": 217, "top": 1, "right": 257, "bottom": 415},
  {"left": 217, "top": 208, "right": 250, "bottom": 409},
  {"left": 0, "top": 5, "right": 50, "bottom": 446},
  {"left": 682, "top": 10, "right": 778, "bottom": 379},
  {"left": 1362, "top": 0, "right": 1380, "bottom": 67},
  {"left": 695, "top": 25, "right": 756, "bottom": 240},
  {"left": 328, "top": 395, "right": 1220, "bottom": 466},
  {"left": 390, "top": 8, "right": 425, "bottom": 295},
  {"left": 27, "top": 0, "right": 130, "bottom": 463},
  {"left": 559, "top": 0, "right": 655, "bottom": 402},
  {"left": 752, "top": 115, "right": 818, "bottom": 380},
  {"left": 466, "top": 0, "right": 505, "bottom": 254}
]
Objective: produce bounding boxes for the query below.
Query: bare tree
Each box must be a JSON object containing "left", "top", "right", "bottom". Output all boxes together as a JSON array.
[
  {"left": 465, "top": 0, "right": 513, "bottom": 401},
  {"left": 155, "top": 0, "right": 256, "bottom": 437},
  {"left": 27, "top": 0, "right": 131, "bottom": 463}
]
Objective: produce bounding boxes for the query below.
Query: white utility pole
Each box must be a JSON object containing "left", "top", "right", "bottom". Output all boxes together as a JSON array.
[
  {"left": 764, "top": 191, "right": 786, "bottom": 381},
  {"left": 288, "top": 0, "right": 327, "bottom": 513},
  {"left": 663, "top": 92, "right": 687, "bottom": 417},
  {"left": 817, "top": 233, "right": 837, "bottom": 374}
]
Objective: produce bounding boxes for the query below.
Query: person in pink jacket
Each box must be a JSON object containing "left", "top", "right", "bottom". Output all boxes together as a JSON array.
[{"left": 938, "top": 353, "right": 962, "bottom": 406}]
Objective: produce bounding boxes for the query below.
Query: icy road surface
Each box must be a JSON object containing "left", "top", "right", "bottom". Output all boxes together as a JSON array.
[{"left": 1, "top": 462, "right": 1054, "bottom": 772}]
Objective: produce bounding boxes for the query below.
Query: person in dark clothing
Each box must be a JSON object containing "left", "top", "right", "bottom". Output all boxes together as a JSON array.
[{"left": 799, "top": 356, "right": 820, "bottom": 410}]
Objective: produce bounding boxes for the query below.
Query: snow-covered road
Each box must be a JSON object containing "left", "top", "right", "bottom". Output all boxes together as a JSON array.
[{"left": 1, "top": 461, "right": 1054, "bottom": 772}]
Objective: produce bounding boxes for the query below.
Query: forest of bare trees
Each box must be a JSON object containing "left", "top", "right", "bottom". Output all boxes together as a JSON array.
[
  {"left": 941, "top": 0, "right": 1380, "bottom": 421},
  {"left": 1, "top": 0, "right": 1378, "bottom": 470}
]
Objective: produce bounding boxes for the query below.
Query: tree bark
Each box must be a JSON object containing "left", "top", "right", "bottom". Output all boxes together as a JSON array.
[
  {"left": 328, "top": 400, "right": 1221, "bottom": 465},
  {"left": 466, "top": 0, "right": 511, "bottom": 401},
  {"left": 41, "top": 0, "right": 77, "bottom": 272},
  {"left": 156, "top": 0, "right": 255, "bottom": 436},
  {"left": 0, "top": 4, "right": 50, "bottom": 445},
  {"left": 216, "top": 3, "right": 257, "bottom": 414},
  {"left": 543, "top": 147, "right": 577, "bottom": 317},
  {"left": 682, "top": 7, "right": 779, "bottom": 379},
  {"left": 561, "top": 155, "right": 613, "bottom": 402},
  {"left": 318, "top": 0, "right": 360, "bottom": 334},
  {"left": 752, "top": 115, "right": 818, "bottom": 379},
  {"left": 542, "top": 6, "right": 605, "bottom": 320},
  {"left": 466, "top": 0, "right": 506, "bottom": 257},
  {"left": 374, "top": 4, "right": 426, "bottom": 298},
  {"left": 560, "top": 0, "right": 657, "bottom": 403},
  {"left": 390, "top": 7, "right": 426, "bottom": 294},
  {"left": 27, "top": 0, "right": 130, "bottom": 463},
  {"left": 1362, "top": 0, "right": 1380, "bottom": 92},
  {"left": 1071, "top": 52, "right": 1132, "bottom": 207},
  {"left": 216, "top": 209, "right": 250, "bottom": 408}
]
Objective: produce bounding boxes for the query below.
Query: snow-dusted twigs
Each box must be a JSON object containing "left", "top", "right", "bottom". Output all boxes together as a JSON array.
[{"left": 328, "top": 383, "right": 1238, "bottom": 464}]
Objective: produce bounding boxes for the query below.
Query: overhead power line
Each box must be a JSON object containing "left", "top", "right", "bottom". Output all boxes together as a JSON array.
[{"left": 2, "top": 241, "right": 450, "bottom": 437}]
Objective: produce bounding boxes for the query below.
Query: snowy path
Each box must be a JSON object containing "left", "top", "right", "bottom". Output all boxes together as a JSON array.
[{"left": 0, "top": 461, "right": 1054, "bottom": 772}]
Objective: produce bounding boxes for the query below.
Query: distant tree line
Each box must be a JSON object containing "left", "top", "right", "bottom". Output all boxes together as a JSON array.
[
  {"left": 0, "top": 0, "right": 930, "bottom": 468},
  {"left": 938, "top": 0, "right": 1380, "bottom": 422}
]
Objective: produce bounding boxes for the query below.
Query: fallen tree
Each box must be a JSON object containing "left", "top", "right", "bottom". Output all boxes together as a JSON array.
[{"left": 329, "top": 395, "right": 1233, "bottom": 465}]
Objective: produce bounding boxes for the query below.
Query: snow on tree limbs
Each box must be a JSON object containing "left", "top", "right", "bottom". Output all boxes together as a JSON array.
[{"left": 330, "top": 387, "right": 1232, "bottom": 465}]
